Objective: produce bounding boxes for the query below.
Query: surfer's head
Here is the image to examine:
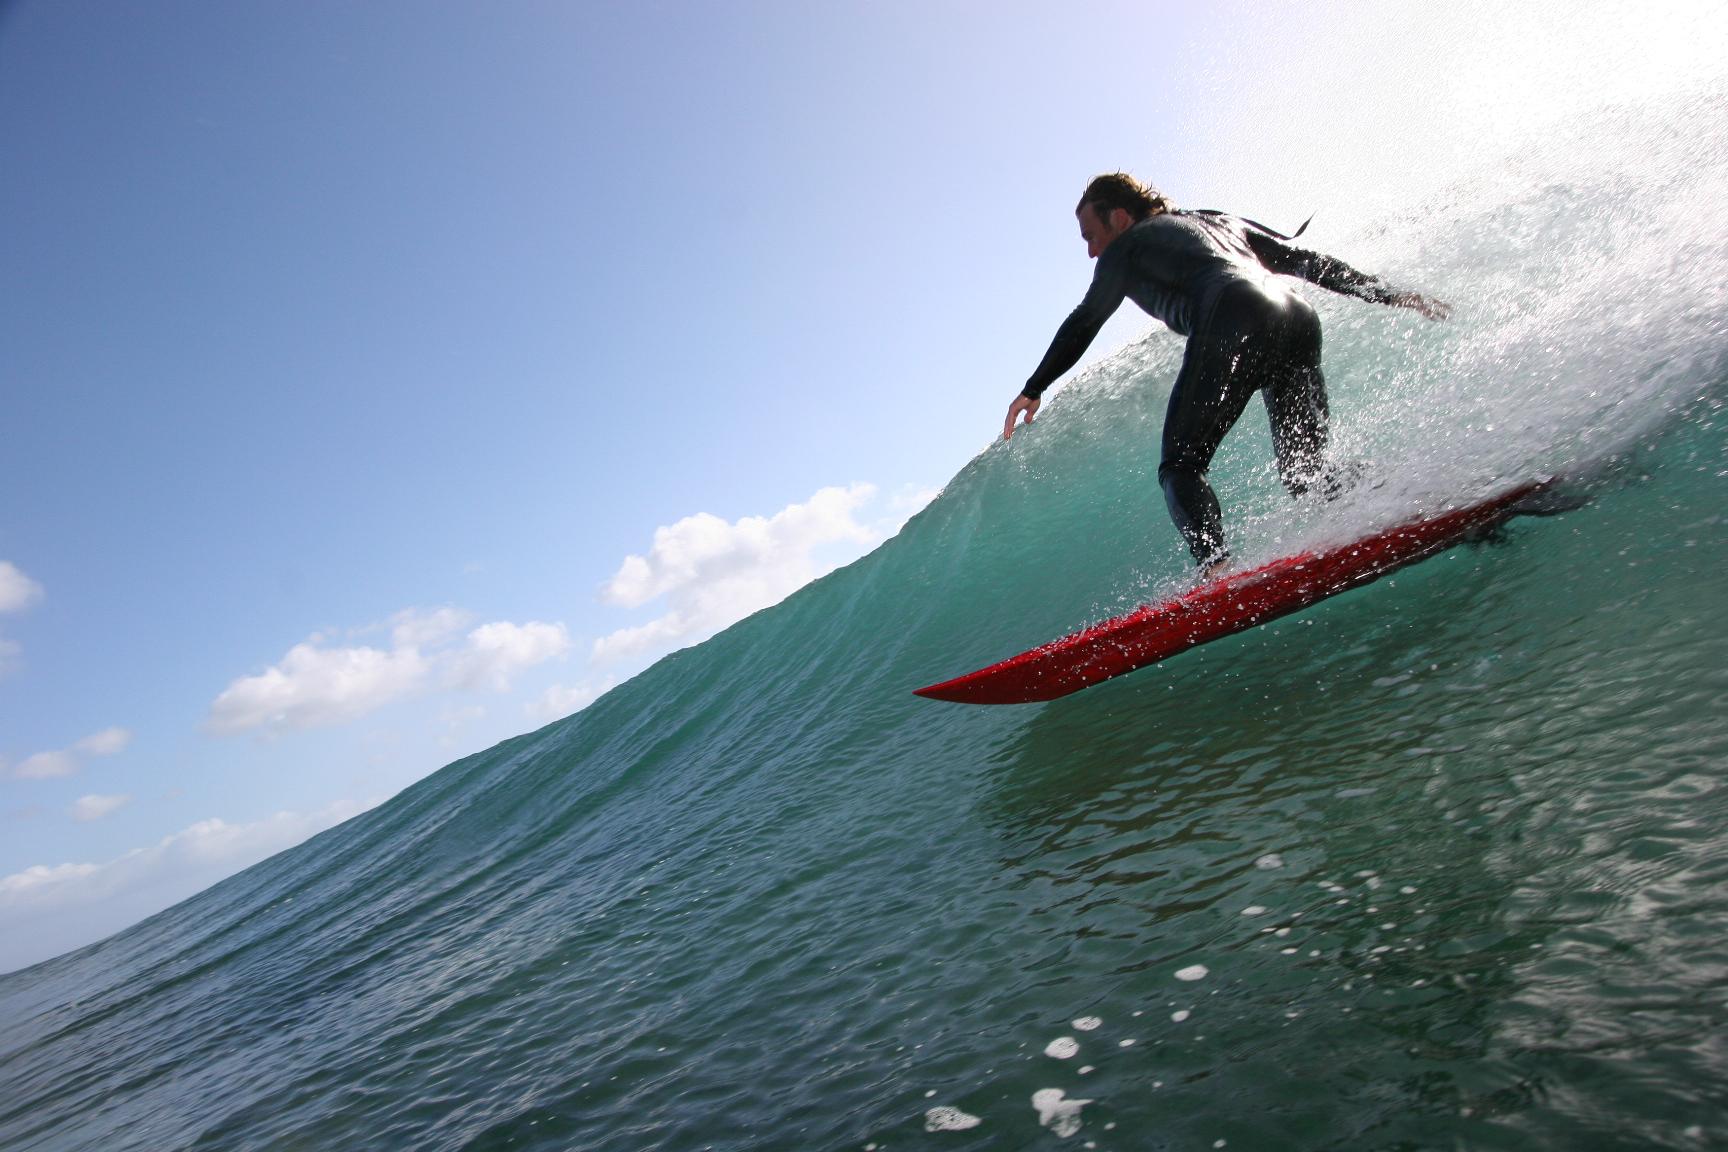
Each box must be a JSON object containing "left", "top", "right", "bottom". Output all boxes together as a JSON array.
[{"left": 1075, "top": 173, "right": 1172, "bottom": 258}]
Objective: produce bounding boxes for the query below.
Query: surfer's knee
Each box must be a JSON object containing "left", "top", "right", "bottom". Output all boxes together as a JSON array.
[{"left": 1157, "top": 461, "right": 1204, "bottom": 506}]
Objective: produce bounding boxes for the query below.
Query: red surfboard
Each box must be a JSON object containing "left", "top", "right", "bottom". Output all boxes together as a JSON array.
[{"left": 913, "top": 480, "right": 1549, "bottom": 705}]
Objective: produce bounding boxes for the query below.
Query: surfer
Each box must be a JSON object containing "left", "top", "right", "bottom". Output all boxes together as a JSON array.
[{"left": 1004, "top": 172, "right": 1450, "bottom": 573}]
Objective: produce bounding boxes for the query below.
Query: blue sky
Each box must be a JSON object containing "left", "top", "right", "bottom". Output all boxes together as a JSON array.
[{"left": 3, "top": 1, "right": 1719, "bottom": 971}]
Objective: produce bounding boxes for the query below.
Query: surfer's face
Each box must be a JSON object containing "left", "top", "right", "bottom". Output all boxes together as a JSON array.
[{"left": 1077, "top": 203, "right": 1132, "bottom": 259}]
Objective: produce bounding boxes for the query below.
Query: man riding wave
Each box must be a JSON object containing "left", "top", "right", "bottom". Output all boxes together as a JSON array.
[{"left": 1005, "top": 173, "right": 1448, "bottom": 573}]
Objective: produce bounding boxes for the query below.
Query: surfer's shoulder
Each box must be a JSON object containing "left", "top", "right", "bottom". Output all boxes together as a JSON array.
[{"left": 1115, "top": 212, "right": 1187, "bottom": 251}]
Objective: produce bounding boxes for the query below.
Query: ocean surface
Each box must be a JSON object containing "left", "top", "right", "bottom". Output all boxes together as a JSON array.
[{"left": 3, "top": 92, "right": 1726, "bottom": 1151}]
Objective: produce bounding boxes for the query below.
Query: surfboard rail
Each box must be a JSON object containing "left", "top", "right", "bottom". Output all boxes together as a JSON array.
[{"left": 912, "top": 480, "right": 1548, "bottom": 705}]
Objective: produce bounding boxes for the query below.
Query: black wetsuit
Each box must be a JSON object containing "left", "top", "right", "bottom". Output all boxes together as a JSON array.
[{"left": 1023, "top": 210, "right": 1409, "bottom": 566}]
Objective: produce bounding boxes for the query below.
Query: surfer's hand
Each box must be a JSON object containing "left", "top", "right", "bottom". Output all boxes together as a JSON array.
[
  {"left": 1004, "top": 394, "right": 1040, "bottom": 441},
  {"left": 1398, "top": 292, "right": 1451, "bottom": 320}
]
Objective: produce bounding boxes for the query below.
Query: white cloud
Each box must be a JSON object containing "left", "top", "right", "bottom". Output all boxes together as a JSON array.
[
  {"left": 70, "top": 794, "right": 132, "bottom": 822},
  {"left": 448, "top": 621, "right": 571, "bottom": 691},
  {"left": 10, "top": 727, "right": 133, "bottom": 780},
  {"left": 0, "top": 562, "right": 43, "bottom": 614},
  {"left": 530, "top": 677, "right": 618, "bottom": 722},
  {"left": 2, "top": 862, "right": 100, "bottom": 896},
  {"left": 0, "top": 562, "right": 42, "bottom": 678},
  {"left": 16, "top": 751, "right": 78, "bottom": 780},
  {"left": 885, "top": 484, "right": 941, "bottom": 526},
  {"left": 200, "top": 481, "right": 928, "bottom": 738},
  {"left": 0, "top": 798, "right": 374, "bottom": 973},
  {"left": 74, "top": 728, "right": 133, "bottom": 757},
  {"left": 391, "top": 606, "right": 472, "bottom": 650},
  {"left": 593, "top": 483, "right": 879, "bottom": 664},
  {"left": 206, "top": 639, "right": 429, "bottom": 735},
  {"left": 591, "top": 615, "right": 691, "bottom": 666},
  {"left": 208, "top": 610, "right": 572, "bottom": 736}
]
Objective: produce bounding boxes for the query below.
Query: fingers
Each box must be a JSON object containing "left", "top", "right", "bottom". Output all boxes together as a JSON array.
[
  {"left": 1395, "top": 291, "right": 1450, "bottom": 321},
  {"left": 1003, "top": 396, "right": 1039, "bottom": 440}
]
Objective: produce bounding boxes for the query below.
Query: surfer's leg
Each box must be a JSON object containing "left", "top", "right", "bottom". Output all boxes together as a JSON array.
[
  {"left": 1157, "top": 462, "right": 1227, "bottom": 567},
  {"left": 1263, "top": 300, "right": 1332, "bottom": 496},
  {"left": 1159, "top": 286, "right": 1268, "bottom": 567},
  {"left": 1159, "top": 361, "right": 1232, "bottom": 567}
]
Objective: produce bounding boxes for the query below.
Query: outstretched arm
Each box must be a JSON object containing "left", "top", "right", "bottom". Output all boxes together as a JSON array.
[
  {"left": 1006, "top": 264, "right": 1126, "bottom": 440},
  {"left": 1244, "top": 227, "right": 1450, "bottom": 320}
]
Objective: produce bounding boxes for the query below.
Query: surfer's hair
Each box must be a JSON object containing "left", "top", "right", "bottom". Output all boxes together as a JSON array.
[{"left": 1077, "top": 172, "right": 1174, "bottom": 222}]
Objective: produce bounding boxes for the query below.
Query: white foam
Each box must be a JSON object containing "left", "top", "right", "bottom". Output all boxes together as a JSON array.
[
  {"left": 1072, "top": 1016, "right": 1103, "bottom": 1031},
  {"left": 1254, "top": 853, "right": 1285, "bottom": 870},
  {"left": 1241, "top": 905, "right": 1269, "bottom": 916},
  {"left": 1172, "top": 1009, "right": 1191, "bottom": 1022},
  {"left": 1032, "top": 1088, "right": 1093, "bottom": 1138},
  {"left": 1044, "top": 1036, "right": 1080, "bottom": 1059},
  {"left": 1175, "top": 964, "right": 1209, "bottom": 982},
  {"left": 924, "top": 1106, "right": 982, "bottom": 1132}
]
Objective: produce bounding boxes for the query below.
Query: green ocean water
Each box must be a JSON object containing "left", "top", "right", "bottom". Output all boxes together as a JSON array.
[{"left": 2, "top": 95, "right": 1726, "bottom": 1151}]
